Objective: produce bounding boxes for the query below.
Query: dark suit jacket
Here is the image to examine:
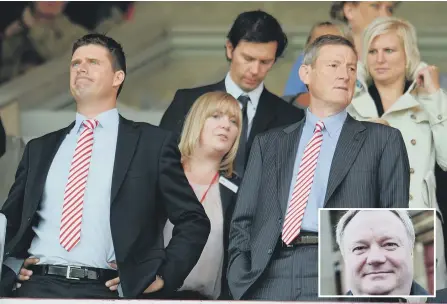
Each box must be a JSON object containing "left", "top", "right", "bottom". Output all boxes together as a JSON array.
[
  {"left": 0, "top": 116, "right": 211, "bottom": 298},
  {"left": 227, "top": 114, "right": 410, "bottom": 300},
  {"left": 345, "top": 281, "right": 429, "bottom": 302},
  {"left": 428, "top": 288, "right": 447, "bottom": 303},
  {"left": 218, "top": 173, "right": 240, "bottom": 300},
  {"left": 0, "top": 116, "right": 5, "bottom": 158},
  {"left": 159, "top": 80, "right": 305, "bottom": 162}
]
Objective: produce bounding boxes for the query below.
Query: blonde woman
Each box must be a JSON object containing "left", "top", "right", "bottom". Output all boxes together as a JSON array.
[
  {"left": 348, "top": 16, "right": 447, "bottom": 289},
  {"left": 163, "top": 91, "right": 242, "bottom": 300}
]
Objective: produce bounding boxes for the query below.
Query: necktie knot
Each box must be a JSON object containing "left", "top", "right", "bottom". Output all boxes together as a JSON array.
[
  {"left": 315, "top": 121, "right": 325, "bottom": 133},
  {"left": 83, "top": 119, "right": 99, "bottom": 130},
  {"left": 238, "top": 95, "right": 250, "bottom": 110}
]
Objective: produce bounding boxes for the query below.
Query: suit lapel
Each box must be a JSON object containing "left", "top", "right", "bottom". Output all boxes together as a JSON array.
[
  {"left": 218, "top": 174, "right": 240, "bottom": 217},
  {"left": 324, "top": 115, "right": 367, "bottom": 205},
  {"left": 29, "top": 122, "right": 75, "bottom": 212},
  {"left": 248, "top": 89, "right": 276, "bottom": 148},
  {"left": 110, "top": 116, "right": 140, "bottom": 204},
  {"left": 214, "top": 79, "right": 226, "bottom": 92},
  {"left": 277, "top": 122, "right": 304, "bottom": 216}
]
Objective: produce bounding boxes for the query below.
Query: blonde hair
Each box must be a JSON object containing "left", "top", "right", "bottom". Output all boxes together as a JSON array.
[
  {"left": 179, "top": 91, "right": 242, "bottom": 177},
  {"left": 362, "top": 17, "right": 421, "bottom": 81}
]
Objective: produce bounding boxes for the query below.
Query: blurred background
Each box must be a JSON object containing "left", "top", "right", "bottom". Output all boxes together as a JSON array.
[{"left": 319, "top": 209, "right": 435, "bottom": 296}]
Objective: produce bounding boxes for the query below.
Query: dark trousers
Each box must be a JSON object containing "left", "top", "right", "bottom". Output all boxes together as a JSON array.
[
  {"left": 245, "top": 243, "right": 319, "bottom": 301},
  {"left": 15, "top": 274, "right": 119, "bottom": 299}
]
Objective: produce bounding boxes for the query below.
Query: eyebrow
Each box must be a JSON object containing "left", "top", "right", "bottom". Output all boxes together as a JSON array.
[
  {"left": 323, "top": 59, "right": 357, "bottom": 66},
  {"left": 241, "top": 52, "right": 274, "bottom": 62},
  {"left": 70, "top": 57, "right": 101, "bottom": 65}
]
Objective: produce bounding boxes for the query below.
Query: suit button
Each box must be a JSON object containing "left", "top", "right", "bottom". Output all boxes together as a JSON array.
[
  {"left": 268, "top": 249, "right": 273, "bottom": 255},
  {"left": 410, "top": 194, "right": 413, "bottom": 200},
  {"left": 27, "top": 217, "right": 31, "bottom": 221},
  {"left": 410, "top": 168, "right": 415, "bottom": 174},
  {"left": 438, "top": 115, "right": 443, "bottom": 120},
  {"left": 411, "top": 114, "right": 416, "bottom": 120},
  {"left": 411, "top": 139, "right": 416, "bottom": 145}
]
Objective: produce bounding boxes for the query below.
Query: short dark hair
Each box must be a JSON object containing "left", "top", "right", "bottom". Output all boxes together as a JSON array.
[
  {"left": 72, "top": 33, "right": 126, "bottom": 97},
  {"left": 303, "top": 34, "right": 357, "bottom": 66},
  {"left": 226, "top": 10, "right": 288, "bottom": 61}
]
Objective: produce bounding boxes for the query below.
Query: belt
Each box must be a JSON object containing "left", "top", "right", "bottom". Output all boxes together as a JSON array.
[
  {"left": 28, "top": 265, "right": 118, "bottom": 283},
  {"left": 279, "top": 232, "right": 319, "bottom": 248}
]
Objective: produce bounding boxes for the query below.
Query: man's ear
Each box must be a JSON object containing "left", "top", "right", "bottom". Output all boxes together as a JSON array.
[
  {"left": 299, "top": 64, "right": 311, "bottom": 86},
  {"left": 113, "top": 70, "right": 125, "bottom": 88},
  {"left": 225, "top": 40, "right": 235, "bottom": 61}
]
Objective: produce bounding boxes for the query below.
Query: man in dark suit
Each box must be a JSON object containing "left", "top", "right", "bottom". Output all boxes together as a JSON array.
[
  {"left": 227, "top": 35, "right": 410, "bottom": 301},
  {"left": 0, "top": 33, "right": 210, "bottom": 299},
  {"left": 0, "top": 116, "right": 5, "bottom": 158},
  {"left": 159, "top": 10, "right": 304, "bottom": 176}
]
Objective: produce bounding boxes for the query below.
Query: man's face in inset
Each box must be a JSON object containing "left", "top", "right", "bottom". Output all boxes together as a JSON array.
[{"left": 341, "top": 211, "right": 414, "bottom": 296}]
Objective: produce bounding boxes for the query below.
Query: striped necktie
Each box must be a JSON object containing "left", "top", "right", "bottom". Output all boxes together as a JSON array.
[
  {"left": 59, "top": 119, "right": 98, "bottom": 251},
  {"left": 281, "top": 121, "right": 325, "bottom": 245}
]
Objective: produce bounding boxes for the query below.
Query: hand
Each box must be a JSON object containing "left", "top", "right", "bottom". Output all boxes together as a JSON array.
[
  {"left": 369, "top": 118, "right": 390, "bottom": 126},
  {"left": 3, "top": 21, "right": 23, "bottom": 37},
  {"left": 22, "top": 6, "right": 36, "bottom": 28},
  {"left": 105, "top": 261, "right": 120, "bottom": 291},
  {"left": 143, "top": 275, "right": 164, "bottom": 294},
  {"left": 16, "top": 257, "right": 39, "bottom": 288},
  {"left": 416, "top": 65, "right": 440, "bottom": 95}
]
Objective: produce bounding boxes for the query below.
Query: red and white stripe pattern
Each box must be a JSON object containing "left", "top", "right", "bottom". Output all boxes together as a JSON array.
[
  {"left": 282, "top": 121, "right": 325, "bottom": 245},
  {"left": 59, "top": 119, "right": 99, "bottom": 251}
]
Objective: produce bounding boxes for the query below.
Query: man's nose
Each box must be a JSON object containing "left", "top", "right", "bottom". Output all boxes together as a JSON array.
[
  {"left": 250, "top": 62, "right": 260, "bottom": 75},
  {"left": 366, "top": 246, "right": 387, "bottom": 265},
  {"left": 76, "top": 62, "right": 88, "bottom": 74}
]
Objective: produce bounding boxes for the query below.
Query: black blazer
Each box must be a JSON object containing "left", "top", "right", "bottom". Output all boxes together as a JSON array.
[
  {"left": 159, "top": 80, "right": 305, "bottom": 161},
  {"left": 0, "top": 116, "right": 211, "bottom": 298},
  {"left": 0, "top": 116, "right": 5, "bottom": 158},
  {"left": 218, "top": 173, "right": 240, "bottom": 300}
]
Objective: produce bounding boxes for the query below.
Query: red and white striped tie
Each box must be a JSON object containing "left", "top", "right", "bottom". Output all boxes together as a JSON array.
[
  {"left": 59, "top": 119, "right": 99, "bottom": 251},
  {"left": 282, "top": 121, "right": 325, "bottom": 245}
]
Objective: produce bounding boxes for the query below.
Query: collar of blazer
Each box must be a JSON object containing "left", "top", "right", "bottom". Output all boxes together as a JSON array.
[
  {"left": 218, "top": 172, "right": 240, "bottom": 215},
  {"left": 28, "top": 115, "right": 140, "bottom": 212},
  {"left": 276, "top": 114, "right": 367, "bottom": 209},
  {"left": 351, "top": 80, "right": 420, "bottom": 119}
]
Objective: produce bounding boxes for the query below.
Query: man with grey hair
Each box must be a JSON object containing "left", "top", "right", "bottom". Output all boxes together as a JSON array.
[
  {"left": 228, "top": 34, "right": 409, "bottom": 301},
  {"left": 335, "top": 210, "right": 429, "bottom": 296}
]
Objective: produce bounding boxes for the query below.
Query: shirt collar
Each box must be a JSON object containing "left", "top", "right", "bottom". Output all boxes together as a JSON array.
[
  {"left": 305, "top": 108, "right": 347, "bottom": 138},
  {"left": 73, "top": 108, "right": 119, "bottom": 134},
  {"left": 224, "top": 72, "right": 263, "bottom": 109}
]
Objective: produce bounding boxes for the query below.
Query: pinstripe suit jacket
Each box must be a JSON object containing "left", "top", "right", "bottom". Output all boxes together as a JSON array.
[{"left": 227, "top": 114, "right": 410, "bottom": 300}]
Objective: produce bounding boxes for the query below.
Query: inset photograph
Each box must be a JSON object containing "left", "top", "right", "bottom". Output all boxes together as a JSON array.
[{"left": 319, "top": 208, "right": 436, "bottom": 298}]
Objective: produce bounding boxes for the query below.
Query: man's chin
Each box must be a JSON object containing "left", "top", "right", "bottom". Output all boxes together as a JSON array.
[{"left": 361, "top": 285, "right": 394, "bottom": 296}]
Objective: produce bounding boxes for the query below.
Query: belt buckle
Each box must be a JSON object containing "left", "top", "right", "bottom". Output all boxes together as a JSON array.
[
  {"left": 282, "top": 240, "right": 294, "bottom": 248},
  {"left": 66, "top": 265, "right": 81, "bottom": 280}
]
